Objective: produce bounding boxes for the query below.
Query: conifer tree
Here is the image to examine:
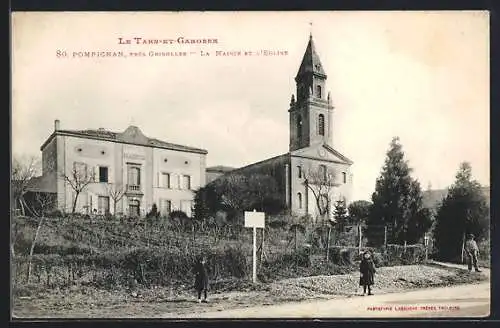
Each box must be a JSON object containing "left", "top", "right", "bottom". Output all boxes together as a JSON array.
[
  {"left": 367, "top": 137, "right": 432, "bottom": 245},
  {"left": 434, "top": 162, "right": 489, "bottom": 261}
]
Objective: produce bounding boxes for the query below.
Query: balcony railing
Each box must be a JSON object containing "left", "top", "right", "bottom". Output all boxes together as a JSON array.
[{"left": 127, "top": 184, "right": 141, "bottom": 192}]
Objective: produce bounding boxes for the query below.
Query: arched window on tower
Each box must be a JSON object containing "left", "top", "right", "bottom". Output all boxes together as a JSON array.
[
  {"left": 318, "top": 114, "right": 325, "bottom": 136},
  {"left": 297, "top": 115, "right": 303, "bottom": 139},
  {"left": 316, "top": 85, "right": 322, "bottom": 98},
  {"left": 297, "top": 192, "right": 302, "bottom": 209}
]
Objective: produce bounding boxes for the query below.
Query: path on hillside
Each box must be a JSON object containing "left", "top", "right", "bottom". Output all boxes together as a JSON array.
[{"left": 169, "top": 264, "right": 490, "bottom": 319}]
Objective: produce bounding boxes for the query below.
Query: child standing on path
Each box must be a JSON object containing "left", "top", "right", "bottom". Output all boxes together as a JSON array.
[
  {"left": 194, "top": 256, "right": 209, "bottom": 303},
  {"left": 359, "top": 251, "right": 376, "bottom": 296}
]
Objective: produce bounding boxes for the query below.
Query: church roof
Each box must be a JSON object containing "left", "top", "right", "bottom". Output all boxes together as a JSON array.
[
  {"left": 323, "top": 144, "right": 354, "bottom": 165},
  {"left": 40, "top": 125, "right": 208, "bottom": 154},
  {"left": 295, "top": 34, "right": 327, "bottom": 80}
]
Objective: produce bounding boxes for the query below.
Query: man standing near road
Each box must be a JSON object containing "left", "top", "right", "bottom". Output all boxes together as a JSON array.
[{"left": 464, "top": 234, "right": 481, "bottom": 272}]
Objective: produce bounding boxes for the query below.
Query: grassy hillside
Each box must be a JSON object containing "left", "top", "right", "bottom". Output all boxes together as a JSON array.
[{"left": 422, "top": 186, "right": 490, "bottom": 210}]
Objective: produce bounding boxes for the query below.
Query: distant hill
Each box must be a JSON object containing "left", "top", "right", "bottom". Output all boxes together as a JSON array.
[
  {"left": 422, "top": 186, "right": 490, "bottom": 210},
  {"left": 205, "top": 165, "right": 236, "bottom": 184}
]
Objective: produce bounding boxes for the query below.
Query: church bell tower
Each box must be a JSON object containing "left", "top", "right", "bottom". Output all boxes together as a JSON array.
[{"left": 289, "top": 34, "right": 334, "bottom": 151}]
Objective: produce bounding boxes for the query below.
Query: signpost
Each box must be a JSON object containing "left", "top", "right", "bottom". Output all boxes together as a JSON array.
[{"left": 245, "top": 210, "right": 265, "bottom": 283}]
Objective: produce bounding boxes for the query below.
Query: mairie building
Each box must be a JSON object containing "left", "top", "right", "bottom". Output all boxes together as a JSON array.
[{"left": 34, "top": 121, "right": 207, "bottom": 217}]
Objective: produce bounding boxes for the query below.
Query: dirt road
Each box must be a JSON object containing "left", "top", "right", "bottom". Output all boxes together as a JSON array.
[
  {"left": 174, "top": 280, "right": 489, "bottom": 318},
  {"left": 12, "top": 262, "right": 489, "bottom": 319},
  {"left": 173, "top": 265, "right": 490, "bottom": 319}
]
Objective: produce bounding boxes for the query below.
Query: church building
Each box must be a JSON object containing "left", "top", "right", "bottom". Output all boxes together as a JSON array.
[{"left": 209, "top": 34, "right": 354, "bottom": 220}]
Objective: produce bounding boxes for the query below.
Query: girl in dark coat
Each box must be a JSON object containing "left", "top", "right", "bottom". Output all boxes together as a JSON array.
[
  {"left": 194, "top": 256, "right": 209, "bottom": 303},
  {"left": 359, "top": 251, "right": 376, "bottom": 296}
]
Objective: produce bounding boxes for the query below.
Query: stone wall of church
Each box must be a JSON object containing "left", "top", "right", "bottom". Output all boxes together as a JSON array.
[
  {"left": 213, "top": 154, "right": 289, "bottom": 211},
  {"left": 290, "top": 156, "right": 352, "bottom": 219}
]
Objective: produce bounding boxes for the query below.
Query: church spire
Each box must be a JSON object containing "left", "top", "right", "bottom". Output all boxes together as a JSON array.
[
  {"left": 289, "top": 32, "right": 333, "bottom": 151},
  {"left": 295, "top": 33, "right": 327, "bottom": 81}
]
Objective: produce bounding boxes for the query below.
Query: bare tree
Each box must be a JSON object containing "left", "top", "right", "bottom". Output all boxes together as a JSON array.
[
  {"left": 303, "top": 165, "right": 341, "bottom": 261},
  {"left": 26, "top": 192, "right": 56, "bottom": 283},
  {"left": 61, "top": 163, "right": 96, "bottom": 214},
  {"left": 106, "top": 183, "right": 126, "bottom": 216},
  {"left": 303, "top": 164, "right": 340, "bottom": 220},
  {"left": 11, "top": 156, "right": 40, "bottom": 216}
]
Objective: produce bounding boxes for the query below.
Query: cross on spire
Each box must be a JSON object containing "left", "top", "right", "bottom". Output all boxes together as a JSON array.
[{"left": 309, "top": 21, "right": 313, "bottom": 38}]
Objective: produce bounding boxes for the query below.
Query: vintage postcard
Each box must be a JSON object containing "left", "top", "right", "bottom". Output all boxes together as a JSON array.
[{"left": 11, "top": 11, "right": 490, "bottom": 319}]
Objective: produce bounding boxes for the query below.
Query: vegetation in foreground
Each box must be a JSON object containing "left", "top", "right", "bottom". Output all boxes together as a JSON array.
[
  {"left": 12, "top": 263, "right": 487, "bottom": 318},
  {"left": 12, "top": 210, "right": 443, "bottom": 298}
]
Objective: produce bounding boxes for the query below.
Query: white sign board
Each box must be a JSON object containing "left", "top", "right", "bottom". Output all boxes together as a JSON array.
[{"left": 244, "top": 211, "right": 265, "bottom": 228}]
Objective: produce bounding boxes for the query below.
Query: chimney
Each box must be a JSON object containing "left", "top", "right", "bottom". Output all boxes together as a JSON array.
[{"left": 54, "top": 119, "right": 60, "bottom": 131}]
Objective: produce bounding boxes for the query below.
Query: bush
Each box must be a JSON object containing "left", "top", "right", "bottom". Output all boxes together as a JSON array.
[
  {"left": 383, "top": 244, "right": 426, "bottom": 266},
  {"left": 371, "top": 251, "right": 386, "bottom": 267},
  {"left": 259, "top": 248, "right": 311, "bottom": 282},
  {"left": 93, "top": 244, "right": 249, "bottom": 288},
  {"left": 268, "top": 218, "right": 289, "bottom": 229},
  {"left": 33, "top": 243, "right": 94, "bottom": 256},
  {"left": 477, "top": 239, "right": 490, "bottom": 267},
  {"left": 46, "top": 209, "right": 64, "bottom": 218},
  {"left": 146, "top": 204, "right": 160, "bottom": 219},
  {"left": 170, "top": 210, "right": 188, "bottom": 220},
  {"left": 328, "top": 247, "right": 358, "bottom": 265}
]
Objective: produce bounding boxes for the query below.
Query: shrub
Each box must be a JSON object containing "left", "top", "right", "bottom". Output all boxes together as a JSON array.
[
  {"left": 33, "top": 243, "right": 94, "bottom": 256},
  {"left": 268, "top": 218, "right": 289, "bottom": 230},
  {"left": 146, "top": 204, "right": 160, "bottom": 219},
  {"left": 46, "top": 209, "right": 64, "bottom": 218},
  {"left": 170, "top": 210, "right": 188, "bottom": 220},
  {"left": 371, "top": 251, "right": 387, "bottom": 267},
  {"left": 477, "top": 240, "right": 490, "bottom": 260},
  {"left": 382, "top": 244, "right": 426, "bottom": 266},
  {"left": 260, "top": 248, "right": 311, "bottom": 281},
  {"left": 328, "top": 247, "right": 358, "bottom": 265}
]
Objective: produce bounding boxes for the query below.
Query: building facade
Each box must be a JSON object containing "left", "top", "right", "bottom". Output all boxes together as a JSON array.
[
  {"left": 209, "top": 34, "right": 354, "bottom": 220},
  {"left": 37, "top": 121, "right": 207, "bottom": 217}
]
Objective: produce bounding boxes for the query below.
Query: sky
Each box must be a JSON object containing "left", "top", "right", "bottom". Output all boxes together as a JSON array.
[{"left": 11, "top": 11, "right": 490, "bottom": 201}]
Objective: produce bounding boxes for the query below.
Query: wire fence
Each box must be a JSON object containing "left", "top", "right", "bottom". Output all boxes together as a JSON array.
[{"left": 12, "top": 215, "right": 433, "bottom": 292}]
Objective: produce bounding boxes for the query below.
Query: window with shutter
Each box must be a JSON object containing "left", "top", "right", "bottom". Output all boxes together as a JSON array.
[
  {"left": 182, "top": 175, "right": 191, "bottom": 189},
  {"left": 73, "top": 162, "right": 88, "bottom": 179},
  {"left": 180, "top": 200, "right": 192, "bottom": 217},
  {"left": 98, "top": 196, "right": 110, "bottom": 214},
  {"left": 160, "top": 199, "right": 171, "bottom": 216},
  {"left": 99, "top": 166, "right": 108, "bottom": 183},
  {"left": 162, "top": 173, "right": 171, "bottom": 188},
  {"left": 107, "top": 167, "right": 113, "bottom": 184}
]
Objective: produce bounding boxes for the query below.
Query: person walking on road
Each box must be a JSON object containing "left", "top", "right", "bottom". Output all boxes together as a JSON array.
[
  {"left": 359, "top": 250, "right": 376, "bottom": 296},
  {"left": 464, "top": 234, "right": 481, "bottom": 272},
  {"left": 194, "top": 256, "right": 210, "bottom": 303}
]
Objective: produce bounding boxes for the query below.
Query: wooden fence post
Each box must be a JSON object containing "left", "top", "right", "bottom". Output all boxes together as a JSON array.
[
  {"left": 461, "top": 232, "right": 466, "bottom": 263},
  {"left": 358, "top": 225, "right": 362, "bottom": 254},
  {"left": 384, "top": 225, "right": 388, "bottom": 248}
]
